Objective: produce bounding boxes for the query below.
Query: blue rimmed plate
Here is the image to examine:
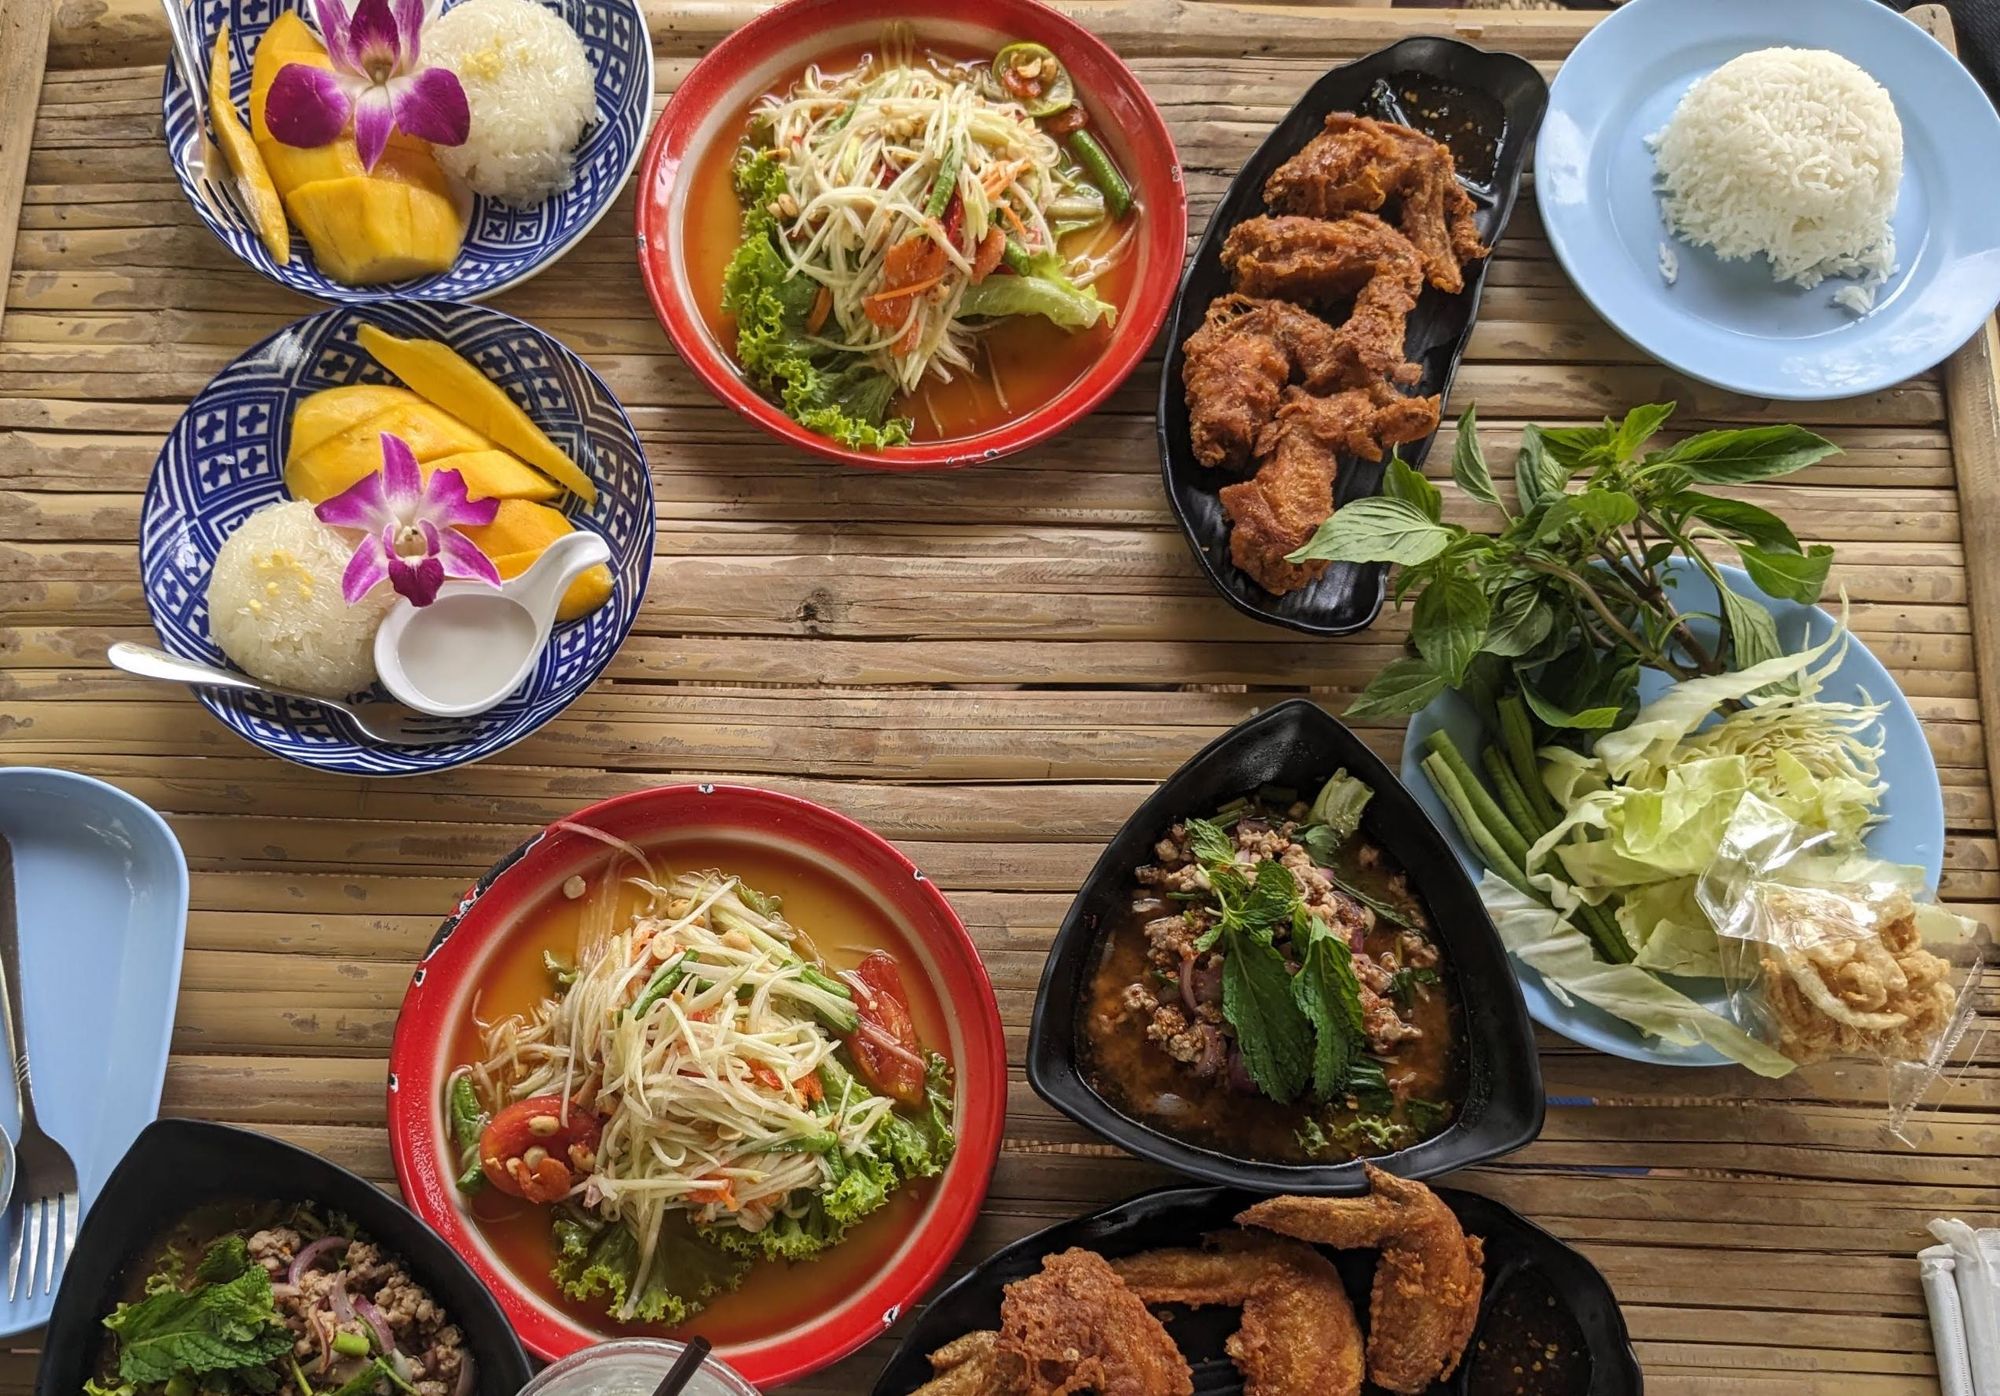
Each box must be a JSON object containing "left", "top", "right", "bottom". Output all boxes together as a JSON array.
[
  {"left": 139, "top": 299, "right": 654, "bottom": 776},
  {"left": 1537, "top": 0, "right": 2000, "bottom": 400},
  {"left": 0, "top": 768, "right": 187, "bottom": 1338},
  {"left": 163, "top": 0, "right": 654, "bottom": 302},
  {"left": 1402, "top": 560, "right": 1944, "bottom": 1067}
]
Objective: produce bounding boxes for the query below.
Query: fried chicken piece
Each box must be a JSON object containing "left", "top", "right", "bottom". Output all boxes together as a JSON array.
[
  {"left": 1238, "top": 1166, "right": 1486, "bottom": 1394},
  {"left": 912, "top": 1331, "right": 1026, "bottom": 1396},
  {"left": 997, "top": 1249, "right": 1194, "bottom": 1396},
  {"left": 1264, "top": 114, "right": 1488, "bottom": 294},
  {"left": 1219, "top": 385, "right": 1440, "bottom": 595},
  {"left": 1111, "top": 1234, "right": 1365, "bottom": 1396},
  {"left": 1181, "top": 294, "right": 1344, "bottom": 470},
  {"left": 1220, "top": 214, "right": 1424, "bottom": 385}
]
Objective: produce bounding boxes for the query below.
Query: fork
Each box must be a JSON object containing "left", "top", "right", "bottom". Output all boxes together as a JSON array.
[
  {"left": 156, "top": 0, "right": 243, "bottom": 226},
  {"left": 107, "top": 642, "right": 481, "bottom": 747},
  {"left": 0, "top": 835, "right": 78, "bottom": 1301}
]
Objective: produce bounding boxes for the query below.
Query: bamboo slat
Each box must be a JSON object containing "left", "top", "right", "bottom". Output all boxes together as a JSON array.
[{"left": 4, "top": 1, "right": 2000, "bottom": 1393}]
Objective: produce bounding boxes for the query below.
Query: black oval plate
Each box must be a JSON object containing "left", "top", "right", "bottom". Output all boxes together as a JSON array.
[
  {"left": 36, "top": 1119, "right": 534, "bottom": 1396},
  {"left": 1026, "top": 698, "right": 1542, "bottom": 1194},
  {"left": 1160, "top": 37, "right": 1549, "bottom": 636},
  {"left": 869, "top": 1183, "right": 1642, "bottom": 1396}
]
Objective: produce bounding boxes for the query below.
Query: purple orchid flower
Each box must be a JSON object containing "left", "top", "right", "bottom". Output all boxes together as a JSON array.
[
  {"left": 315, "top": 432, "right": 500, "bottom": 608},
  {"left": 265, "top": 0, "right": 470, "bottom": 173}
]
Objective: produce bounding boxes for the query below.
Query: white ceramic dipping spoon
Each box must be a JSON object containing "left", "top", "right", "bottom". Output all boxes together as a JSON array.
[{"left": 374, "top": 530, "right": 613, "bottom": 718}]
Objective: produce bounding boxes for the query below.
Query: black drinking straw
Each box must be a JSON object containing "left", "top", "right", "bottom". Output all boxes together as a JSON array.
[{"left": 649, "top": 1338, "right": 713, "bottom": 1396}]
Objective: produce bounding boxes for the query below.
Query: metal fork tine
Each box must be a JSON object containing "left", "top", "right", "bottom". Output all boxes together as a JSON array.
[
  {"left": 23, "top": 1200, "right": 41, "bottom": 1298},
  {"left": 62, "top": 1192, "right": 77, "bottom": 1268},
  {"left": 6, "top": 1206, "right": 21, "bottom": 1300},
  {"left": 40, "top": 1197, "right": 57, "bottom": 1294}
]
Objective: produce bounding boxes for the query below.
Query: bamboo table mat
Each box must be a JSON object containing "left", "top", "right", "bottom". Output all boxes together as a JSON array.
[{"left": 4, "top": 1, "right": 1999, "bottom": 1391}]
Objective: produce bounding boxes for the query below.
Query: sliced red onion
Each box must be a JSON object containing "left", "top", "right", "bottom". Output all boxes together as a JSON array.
[
  {"left": 354, "top": 1294, "right": 398, "bottom": 1356},
  {"left": 288, "top": 1235, "right": 350, "bottom": 1287},
  {"left": 452, "top": 1354, "right": 476, "bottom": 1396},
  {"left": 329, "top": 1273, "right": 354, "bottom": 1325}
]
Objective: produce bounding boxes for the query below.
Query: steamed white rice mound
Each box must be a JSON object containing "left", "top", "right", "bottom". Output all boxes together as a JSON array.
[
  {"left": 424, "top": 0, "right": 598, "bottom": 206},
  {"left": 206, "top": 500, "right": 393, "bottom": 698},
  {"left": 1649, "top": 47, "right": 1902, "bottom": 293}
]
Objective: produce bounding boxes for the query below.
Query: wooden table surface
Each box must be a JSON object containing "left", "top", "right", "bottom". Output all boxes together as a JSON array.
[{"left": 4, "top": 2, "right": 1999, "bottom": 1392}]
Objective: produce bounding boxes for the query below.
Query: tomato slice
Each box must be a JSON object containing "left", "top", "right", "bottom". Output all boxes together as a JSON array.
[
  {"left": 479, "top": 1095, "right": 603, "bottom": 1203},
  {"left": 845, "top": 950, "right": 927, "bottom": 1106}
]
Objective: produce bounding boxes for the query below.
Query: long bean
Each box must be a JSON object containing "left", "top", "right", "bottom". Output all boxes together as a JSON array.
[
  {"left": 1423, "top": 731, "right": 1532, "bottom": 869},
  {"left": 1481, "top": 746, "right": 1543, "bottom": 844},
  {"left": 447, "top": 1075, "right": 487, "bottom": 1194},
  {"left": 1497, "top": 694, "right": 1560, "bottom": 826},
  {"left": 925, "top": 146, "right": 962, "bottom": 219},
  {"left": 1067, "top": 130, "right": 1132, "bottom": 219},
  {"left": 1420, "top": 753, "right": 1535, "bottom": 898}
]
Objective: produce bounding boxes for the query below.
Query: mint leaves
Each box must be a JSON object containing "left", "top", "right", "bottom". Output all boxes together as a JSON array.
[
  {"left": 1292, "top": 917, "right": 1367, "bottom": 1100},
  {"left": 103, "top": 1241, "right": 293, "bottom": 1387},
  {"left": 1290, "top": 402, "right": 1839, "bottom": 720},
  {"left": 1221, "top": 928, "right": 1313, "bottom": 1103}
]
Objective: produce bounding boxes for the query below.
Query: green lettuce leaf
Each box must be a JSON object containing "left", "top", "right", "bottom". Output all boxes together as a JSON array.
[
  {"left": 955, "top": 251, "right": 1115, "bottom": 329},
  {"left": 551, "top": 1207, "right": 748, "bottom": 1327},
  {"left": 104, "top": 1260, "right": 293, "bottom": 1385},
  {"left": 1480, "top": 872, "right": 1796, "bottom": 1076}
]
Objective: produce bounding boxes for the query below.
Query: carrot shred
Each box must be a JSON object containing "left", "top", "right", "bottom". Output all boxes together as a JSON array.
[
  {"left": 998, "top": 202, "right": 1029, "bottom": 240},
  {"left": 806, "top": 285, "right": 831, "bottom": 334},
  {"left": 867, "top": 272, "right": 947, "bottom": 305}
]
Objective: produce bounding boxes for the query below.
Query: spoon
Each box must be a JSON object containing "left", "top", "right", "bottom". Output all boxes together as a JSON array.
[{"left": 375, "top": 531, "right": 613, "bottom": 718}]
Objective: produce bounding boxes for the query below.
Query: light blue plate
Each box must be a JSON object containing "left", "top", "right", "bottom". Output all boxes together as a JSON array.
[
  {"left": 139, "top": 299, "right": 655, "bottom": 777},
  {"left": 163, "top": 0, "right": 654, "bottom": 303},
  {"left": 0, "top": 769, "right": 187, "bottom": 1336},
  {"left": 1401, "top": 561, "right": 1944, "bottom": 1067},
  {"left": 1536, "top": 0, "right": 2000, "bottom": 400}
]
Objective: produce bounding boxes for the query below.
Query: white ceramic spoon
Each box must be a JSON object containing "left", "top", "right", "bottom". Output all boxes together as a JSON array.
[{"left": 374, "top": 530, "right": 613, "bottom": 718}]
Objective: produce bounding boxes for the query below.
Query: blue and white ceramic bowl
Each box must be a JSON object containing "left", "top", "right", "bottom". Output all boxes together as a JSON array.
[
  {"left": 1401, "top": 560, "right": 1944, "bottom": 1068},
  {"left": 162, "top": 0, "right": 655, "bottom": 302},
  {"left": 139, "top": 299, "right": 654, "bottom": 776}
]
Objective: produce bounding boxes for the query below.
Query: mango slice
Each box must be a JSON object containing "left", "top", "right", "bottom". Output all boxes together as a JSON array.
[
  {"left": 426, "top": 450, "right": 565, "bottom": 503},
  {"left": 283, "top": 176, "right": 463, "bottom": 285},
  {"left": 461, "top": 499, "right": 574, "bottom": 557},
  {"left": 288, "top": 385, "right": 434, "bottom": 460},
  {"left": 492, "top": 550, "right": 615, "bottom": 622},
  {"left": 208, "top": 24, "right": 290, "bottom": 265},
  {"left": 286, "top": 400, "right": 493, "bottom": 500},
  {"left": 356, "top": 324, "right": 598, "bottom": 504}
]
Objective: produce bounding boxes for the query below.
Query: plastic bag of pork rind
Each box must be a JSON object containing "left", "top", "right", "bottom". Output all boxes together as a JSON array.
[{"left": 1695, "top": 794, "right": 1985, "bottom": 1135}]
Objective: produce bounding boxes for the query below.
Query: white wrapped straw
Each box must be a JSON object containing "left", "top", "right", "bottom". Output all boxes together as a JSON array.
[{"left": 1922, "top": 1220, "right": 2000, "bottom": 1396}]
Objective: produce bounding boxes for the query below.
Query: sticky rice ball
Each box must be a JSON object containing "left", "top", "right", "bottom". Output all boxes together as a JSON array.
[
  {"left": 424, "top": 0, "right": 599, "bottom": 206},
  {"left": 205, "top": 500, "right": 393, "bottom": 697}
]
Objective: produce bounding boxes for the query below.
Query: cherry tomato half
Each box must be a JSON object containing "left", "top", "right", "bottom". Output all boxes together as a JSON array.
[
  {"left": 846, "top": 950, "right": 926, "bottom": 1106},
  {"left": 479, "top": 1095, "right": 603, "bottom": 1203}
]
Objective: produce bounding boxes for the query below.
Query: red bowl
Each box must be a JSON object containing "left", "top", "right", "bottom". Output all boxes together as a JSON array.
[
  {"left": 633, "top": 0, "right": 1186, "bottom": 470},
  {"left": 386, "top": 785, "right": 1007, "bottom": 1387}
]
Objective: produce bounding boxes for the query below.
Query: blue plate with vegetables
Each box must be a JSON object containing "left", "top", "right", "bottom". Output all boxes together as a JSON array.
[{"left": 1294, "top": 401, "right": 1947, "bottom": 1068}]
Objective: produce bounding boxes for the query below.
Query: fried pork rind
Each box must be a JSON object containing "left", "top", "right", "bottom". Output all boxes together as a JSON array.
[{"left": 1697, "top": 795, "right": 1984, "bottom": 1134}]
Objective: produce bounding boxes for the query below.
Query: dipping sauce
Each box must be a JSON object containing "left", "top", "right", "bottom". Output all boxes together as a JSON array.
[
  {"left": 395, "top": 592, "right": 538, "bottom": 707},
  {"left": 1466, "top": 1266, "right": 1596, "bottom": 1396},
  {"left": 1079, "top": 782, "right": 1464, "bottom": 1163}
]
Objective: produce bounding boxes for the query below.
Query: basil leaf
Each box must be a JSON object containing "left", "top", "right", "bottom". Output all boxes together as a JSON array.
[
  {"left": 1671, "top": 491, "right": 1800, "bottom": 552},
  {"left": 1412, "top": 569, "right": 1490, "bottom": 685},
  {"left": 1482, "top": 584, "right": 1554, "bottom": 658},
  {"left": 1535, "top": 421, "right": 1612, "bottom": 474},
  {"left": 1288, "top": 497, "right": 1454, "bottom": 566},
  {"left": 1383, "top": 453, "right": 1443, "bottom": 522},
  {"left": 1345, "top": 656, "right": 1448, "bottom": 718},
  {"left": 1535, "top": 489, "right": 1638, "bottom": 544},
  {"left": 1717, "top": 581, "right": 1783, "bottom": 671},
  {"left": 1450, "top": 404, "right": 1505, "bottom": 511},
  {"left": 1515, "top": 423, "right": 1572, "bottom": 511},
  {"left": 1610, "top": 402, "right": 1675, "bottom": 463},
  {"left": 1652, "top": 424, "right": 1838, "bottom": 484},
  {"left": 1738, "top": 542, "right": 1835, "bottom": 604},
  {"left": 1222, "top": 927, "right": 1313, "bottom": 1103},
  {"left": 1519, "top": 679, "right": 1624, "bottom": 730}
]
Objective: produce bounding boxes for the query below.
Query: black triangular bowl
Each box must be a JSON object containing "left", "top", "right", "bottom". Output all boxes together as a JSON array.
[
  {"left": 1026, "top": 698, "right": 1543, "bottom": 1193},
  {"left": 35, "top": 1119, "right": 533, "bottom": 1396},
  {"left": 868, "top": 1182, "right": 1642, "bottom": 1396},
  {"left": 1159, "top": 37, "right": 1549, "bottom": 636}
]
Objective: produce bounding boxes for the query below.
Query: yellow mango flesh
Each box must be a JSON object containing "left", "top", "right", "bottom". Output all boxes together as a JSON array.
[
  {"left": 209, "top": 24, "right": 290, "bottom": 265},
  {"left": 286, "top": 399, "right": 493, "bottom": 500},
  {"left": 283, "top": 176, "right": 463, "bottom": 285},
  {"left": 288, "top": 385, "right": 433, "bottom": 460},
  {"left": 356, "top": 324, "right": 597, "bottom": 504},
  {"left": 426, "top": 450, "right": 564, "bottom": 503},
  {"left": 247, "top": 14, "right": 464, "bottom": 284},
  {"left": 491, "top": 550, "right": 616, "bottom": 622},
  {"left": 461, "top": 500, "right": 574, "bottom": 557}
]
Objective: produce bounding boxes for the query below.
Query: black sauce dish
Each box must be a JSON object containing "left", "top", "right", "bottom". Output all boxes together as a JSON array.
[
  {"left": 1161, "top": 37, "right": 1549, "bottom": 636},
  {"left": 869, "top": 1183, "right": 1641, "bottom": 1396},
  {"left": 1026, "top": 698, "right": 1543, "bottom": 1194},
  {"left": 36, "top": 1119, "right": 533, "bottom": 1396}
]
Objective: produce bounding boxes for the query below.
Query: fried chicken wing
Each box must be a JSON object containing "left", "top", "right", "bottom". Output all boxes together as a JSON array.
[
  {"left": 912, "top": 1331, "right": 1024, "bottom": 1396},
  {"left": 1181, "top": 294, "right": 1343, "bottom": 470},
  {"left": 997, "top": 1248, "right": 1194, "bottom": 1396},
  {"left": 1111, "top": 1235, "right": 1364, "bottom": 1396},
  {"left": 1220, "top": 214, "right": 1425, "bottom": 385},
  {"left": 1237, "top": 1166, "right": 1486, "bottom": 1394},
  {"left": 1264, "top": 114, "right": 1487, "bottom": 294}
]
